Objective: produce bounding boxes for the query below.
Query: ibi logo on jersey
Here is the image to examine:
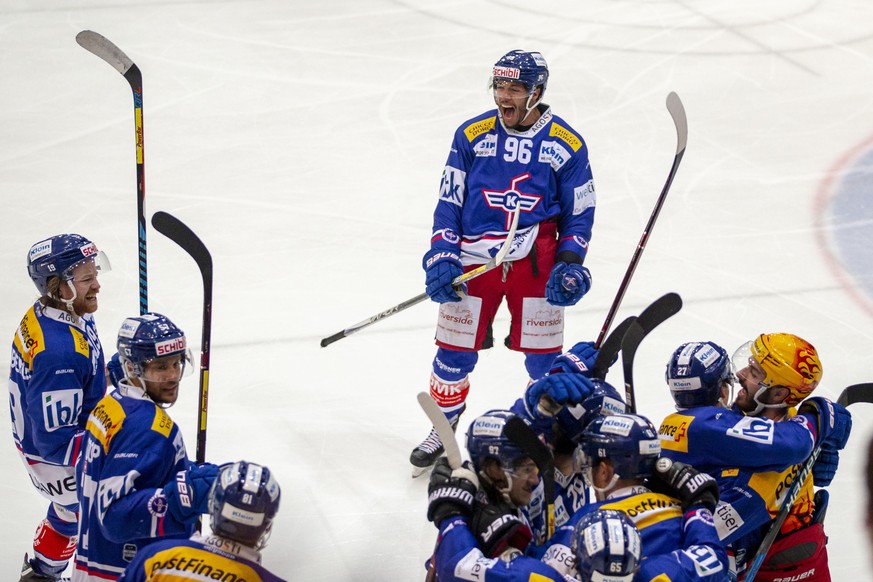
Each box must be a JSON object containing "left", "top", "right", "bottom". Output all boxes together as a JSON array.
[
  {"left": 42, "top": 390, "right": 82, "bottom": 432},
  {"left": 482, "top": 173, "right": 541, "bottom": 229},
  {"left": 726, "top": 416, "right": 775, "bottom": 444}
]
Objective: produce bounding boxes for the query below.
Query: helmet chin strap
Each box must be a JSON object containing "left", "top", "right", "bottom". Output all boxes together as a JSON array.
[{"left": 747, "top": 385, "right": 789, "bottom": 417}]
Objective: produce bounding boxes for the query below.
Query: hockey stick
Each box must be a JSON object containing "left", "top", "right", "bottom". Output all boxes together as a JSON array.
[
  {"left": 417, "top": 392, "right": 463, "bottom": 470},
  {"left": 320, "top": 207, "right": 522, "bottom": 347},
  {"left": 504, "top": 416, "right": 556, "bottom": 538},
  {"left": 594, "top": 92, "right": 687, "bottom": 347},
  {"left": 745, "top": 382, "right": 873, "bottom": 581},
  {"left": 621, "top": 292, "right": 683, "bottom": 413},
  {"left": 151, "top": 212, "right": 213, "bottom": 465},
  {"left": 76, "top": 31, "right": 149, "bottom": 315}
]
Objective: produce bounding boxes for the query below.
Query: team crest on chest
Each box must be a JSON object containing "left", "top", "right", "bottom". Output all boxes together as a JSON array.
[{"left": 481, "top": 173, "right": 542, "bottom": 229}]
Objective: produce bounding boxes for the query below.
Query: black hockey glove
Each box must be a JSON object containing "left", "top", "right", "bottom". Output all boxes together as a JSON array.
[
  {"left": 470, "top": 500, "right": 533, "bottom": 558},
  {"left": 427, "top": 458, "right": 478, "bottom": 526},
  {"left": 652, "top": 457, "right": 719, "bottom": 512}
]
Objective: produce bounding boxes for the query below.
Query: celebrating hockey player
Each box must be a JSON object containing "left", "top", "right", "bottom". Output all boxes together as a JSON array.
[
  {"left": 74, "top": 313, "right": 219, "bottom": 581},
  {"left": 412, "top": 49, "right": 597, "bottom": 474},
  {"left": 658, "top": 336, "right": 852, "bottom": 580},
  {"left": 10, "top": 234, "right": 110, "bottom": 581},
  {"left": 119, "top": 461, "right": 286, "bottom": 581},
  {"left": 540, "top": 413, "right": 729, "bottom": 580}
]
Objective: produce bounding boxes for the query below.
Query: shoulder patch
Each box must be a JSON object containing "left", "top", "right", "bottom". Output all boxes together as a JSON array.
[
  {"left": 86, "top": 396, "right": 126, "bottom": 454},
  {"left": 549, "top": 122, "right": 582, "bottom": 152},
  {"left": 463, "top": 116, "right": 496, "bottom": 142},
  {"left": 151, "top": 407, "right": 175, "bottom": 437},
  {"left": 658, "top": 414, "right": 694, "bottom": 453},
  {"left": 69, "top": 326, "right": 89, "bottom": 358},
  {"left": 14, "top": 306, "right": 46, "bottom": 365}
]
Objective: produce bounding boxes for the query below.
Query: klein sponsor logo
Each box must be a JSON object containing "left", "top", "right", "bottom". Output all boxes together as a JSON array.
[
  {"left": 155, "top": 337, "right": 186, "bottom": 356},
  {"left": 29, "top": 240, "right": 52, "bottom": 261}
]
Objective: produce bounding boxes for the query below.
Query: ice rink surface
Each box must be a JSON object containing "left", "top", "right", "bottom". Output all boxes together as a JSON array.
[{"left": 1, "top": 0, "right": 873, "bottom": 578}]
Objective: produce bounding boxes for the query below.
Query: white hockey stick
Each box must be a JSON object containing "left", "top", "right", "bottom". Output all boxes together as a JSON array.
[
  {"left": 416, "top": 392, "right": 462, "bottom": 470},
  {"left": 321, "top": 207, "right": 521, "bottom": 347}
]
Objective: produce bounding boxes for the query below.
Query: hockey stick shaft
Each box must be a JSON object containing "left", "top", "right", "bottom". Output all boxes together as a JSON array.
[
  {"left": 320, "top": 207, "right": 521, "bottom": 347},
  {"left": 745, "top": 382, "right": 873, "bottom": 581},
  {"left": 151, "top": 212, "right": 214, "bottom": 465},
  {"left": 76, "top": 30, "right": 148, "bottom": 315},
  {"left": 417, "top": 392, "right": 462, "bottom": 469},
  {"left": 594, "top": 92, "right": 687, "bottom": 347}
]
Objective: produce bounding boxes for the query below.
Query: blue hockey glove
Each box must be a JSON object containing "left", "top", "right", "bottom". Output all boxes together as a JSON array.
[
  {"left": 163, "top": 463, "right": 220, "bottom": 524},
  {"left": 423, "top": 249, "right": 464, "bottom": 303},
  {"left": 525, "top": 373, "right": 593, "bottom": 416},
  {"left": 798, "top": 397, "right": 852, "bottom": 450},
  {"left": 106, "top": 352, "right": 124, "bottom": 388},
  {"left": 550, "top": 340, "right": 600, "bottom": 376},
  {"left": 427, "top": 458, "right": 478, "bottom": 526},
  {"left": 546, "top": 262, "right": 591, "bottom": 307},
  {"left": 812, "top": 447, "right": 840, "bottom": 487}
]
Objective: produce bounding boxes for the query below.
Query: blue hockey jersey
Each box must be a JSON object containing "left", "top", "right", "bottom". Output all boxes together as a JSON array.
[
  {"left": 118, "top": 533, "right": 287, "bottom": 582},
  {"left": 75, "top": 382, "right": 195, "bottom": 580},
  {"left": 8, "top": 301, "right": 105, "bottom": 507},
  {"left": 658, "top": 406, "right": 817, "bottom": 543},
  {"left": 432, "top": 107, "right": 595, "bottom": 265}
]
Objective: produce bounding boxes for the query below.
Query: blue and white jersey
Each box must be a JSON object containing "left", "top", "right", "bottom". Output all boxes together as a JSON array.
[
  {"left": 75, "top": 382, "right": 194, "bottom": 580},
  {"left": 118, "top": 533, "right": 287, "bottom": 582},
  {"left": 658, "top": 406, "right": 817, "bottom": 542},
  {"left": 432, "top": 107, "right": 595, "bottom": 265},
  {"left": 9, "top": 301, "right": 106, "bottom": 467}
]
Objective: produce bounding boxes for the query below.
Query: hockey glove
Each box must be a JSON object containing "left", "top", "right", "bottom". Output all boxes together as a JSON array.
[
  {"left": 652, "top": 458, "right": 719, "bottom": 512},
  {"left": 812, "top": 447, "right": 841, "bottom": 487},
  {"left": 423, "top": 249, "right": 464, "bottom": 303},
  {"left": 798, "top": 397, "right": 852, "bottom": 450},
  {"left": 106, "top": 352, "right": 124, "bottom": 389},
  {"left": 163, "top": 463, "right": 220, "bottom": 524},
  {"left": 471, "top": 500, "right": 533, "bottom": 558},
  {"left": 525, "top": 373, "right": 594, "bottom": 417},
  {"left": 427, "top": 458, "right": 478, "bottom": 526},
  {"left": 546, "top": 262, "right": 591, "bottom": 307},
  {"left": 550, "top": 341, "right": 600, "bottom": 376}
]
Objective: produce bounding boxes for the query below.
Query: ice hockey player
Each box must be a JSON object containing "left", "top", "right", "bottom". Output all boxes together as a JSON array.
[
  {"left": 74, "top": 313, "right": 219, "bottom": 580},
  {"left": 426, "top": 413, "right": 728, "bottom": 580},
  {"left": 119, "top": 461, "right": 286, "bottom": 581},
  {"left": 412, "top": 48, "right": 597, "bottom": 474},
  {"left": 658, "top": 336, "right": 851, "bottom": 580},
  {"left": 10, "top": 234, "right": 110, "bottom": 581},
  {"left": 540, "top": 413, "right": 729, "bottom": 580}
]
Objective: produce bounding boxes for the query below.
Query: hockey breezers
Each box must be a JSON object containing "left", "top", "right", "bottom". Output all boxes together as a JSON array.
[
  {"left": 76, "top": 30, "right": 149, "bottom": 315},
  {"left": 320, "top": 207, "right": 521, "bottom": 347},
  {"left": 152, "top": 212, "right": 214, "bottom": 466},
  {"left": 745, "top": 382, "right": 873, "bottom": 581}
]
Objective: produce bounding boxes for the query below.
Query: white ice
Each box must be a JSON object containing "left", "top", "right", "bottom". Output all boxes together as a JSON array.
[{"left": 1, "top": 0, "right": 873, "bottom": 579}]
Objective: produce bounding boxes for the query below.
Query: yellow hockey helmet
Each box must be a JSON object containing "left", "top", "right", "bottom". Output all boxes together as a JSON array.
[{"left": 749, "top": 333, "right": 822, "bottom": 406}]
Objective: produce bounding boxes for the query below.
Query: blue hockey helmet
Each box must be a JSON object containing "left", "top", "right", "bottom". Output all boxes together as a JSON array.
[
  {"left": 209, "top": 461, "right": 281, "bottom": 550},
  {"left": 492, "top": 50, "right": 549, "bottom": 97},
  {"left": 579, "top": 413, "right": 660, "bottom": 488},
  {"left": 466, "top": 409, "right": 528, "bottom": 474},
  {"left": 666, "top": 341, "right": 733, "bottom": 409},
  {"left": 116, "top": 313, "right": 192, "bottom": 382},
  {"left": 27, "top": 234, "right": 109, "bottom": 296},
  {"left": 556, "top": 378, "right": 627, "bottom": 445},
  {"left": 572, "top": 509, "right": 641, "bottom": 582}
]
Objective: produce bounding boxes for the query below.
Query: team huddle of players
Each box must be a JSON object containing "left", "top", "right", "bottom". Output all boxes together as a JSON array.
[
  {"left": 421, "top": 335, "right": 852, "bottom": 581},
  {"left": 10, "top": 234, "right": 285, "bottom": 581}
]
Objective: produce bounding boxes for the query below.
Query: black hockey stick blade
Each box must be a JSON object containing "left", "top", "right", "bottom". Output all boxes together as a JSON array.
[
  {"left": 622, "top": 293, "right": 682, "bottom": 413},
  {"left": 504, "top": 417, "right": 555, "bottom": 537},
  {"left": 591, "top": 316, "right": 637, "bottom": 380},
  {"left": 151, "top": 211, "right": 213, "bottom": 465},
  {"left": 836, "top": 383, "right": 873, "bottom": 407}
]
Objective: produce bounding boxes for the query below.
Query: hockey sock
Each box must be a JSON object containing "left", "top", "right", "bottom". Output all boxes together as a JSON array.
[{"left": 32, "top": 518, "right": 77, "bottom": 576}]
